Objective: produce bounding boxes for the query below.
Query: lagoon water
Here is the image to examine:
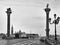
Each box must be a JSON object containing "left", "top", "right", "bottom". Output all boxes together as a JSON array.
[
  {"left": 0, "top": 39, "right": 22, "bottom": 45},
  {"left": 0, "top": 39, "right": 30, "bottom": 45}
]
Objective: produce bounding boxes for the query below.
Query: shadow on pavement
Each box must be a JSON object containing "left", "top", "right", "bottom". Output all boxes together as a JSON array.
[{"left": 44, "top": 39, "right": 52, "bottom": 45}]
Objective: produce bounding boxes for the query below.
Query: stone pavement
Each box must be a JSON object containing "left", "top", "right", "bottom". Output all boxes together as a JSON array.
[
  {"left": 0, "top": 39, "right": 42, "bottom": 45},
  {"left": 12, "top": 39, "right": 40, "bottom": 45},
  {"left": 0, "top": 39, "right": 29, "bottom": 45},
  {"left": 0, "top": 39, "right": 56, "bottom": 45}
]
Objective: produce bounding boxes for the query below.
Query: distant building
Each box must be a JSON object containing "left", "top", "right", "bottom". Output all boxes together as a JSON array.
[
  {"left": 0, "top": 33, "right": 6, "bottom": 38},
  {"left": 21, "top": 32, "right": 26, "bottom": 37},
  {"left": 18, "top": 30, "right": 26, "bottom": 37},
  {"left": 0, "top": 33, "right": 7, "bottom": 39},
  {"left": 16, "top": 30, "right": 21, "bottom": 37},
  {"left": 14, "top": 30, "right": 26, "bottom": 38},
  {"left": 15, "top": 33, "right": 19, "bottom": 38},
  {"left": 13, "top": 30, "right": 39, "bottom": 39},
  {"left": 11, "top": 25, "right": 13, "bottom": 35},
  {"left": 26, "top": 34, "right": 39, "bottom": 39}
]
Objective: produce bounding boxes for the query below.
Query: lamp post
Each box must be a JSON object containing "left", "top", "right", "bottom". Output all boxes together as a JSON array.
[
  {"left": 54, "top": 14, "right": 57, "bottom": 41},
  {"left": 44, "top": 4, "right": 51, "bottom": 39},
  {"left": 6, "top": 8, "right": 12, "bottom": 37},
  {"left": 49, "top": 14, "right": 60, "bottom": 43}
]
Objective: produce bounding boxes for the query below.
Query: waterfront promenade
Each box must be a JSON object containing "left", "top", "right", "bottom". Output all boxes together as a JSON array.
[
  {"left": 0, "top": 39, "right": 42, "bottom": 45},
  {"left": 1, "top": 37, "right": 60, "bottom": 45}
]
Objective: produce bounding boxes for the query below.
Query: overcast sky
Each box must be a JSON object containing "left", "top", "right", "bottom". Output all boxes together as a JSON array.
[{"left": 0, "top": 0, "right": 60, "bottom": 36}]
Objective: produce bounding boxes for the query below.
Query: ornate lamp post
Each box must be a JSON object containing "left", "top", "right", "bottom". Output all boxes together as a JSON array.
[
  {"left": 49, "top": 14, "right": 60, "bottom": 43},
  {"left": 6, "top": 8, "right": 12, "bottom": 37},
  {"left": 44, "top": 4, "right": 51, "bottom": 39}
]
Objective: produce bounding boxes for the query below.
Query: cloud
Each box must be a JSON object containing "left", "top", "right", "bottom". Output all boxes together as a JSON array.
[
  {"left": 0, "top": 0, "right": 45, "bottom": 7},
  {"left": 0, "top": 0, "right": 60, "bottom": 36}
]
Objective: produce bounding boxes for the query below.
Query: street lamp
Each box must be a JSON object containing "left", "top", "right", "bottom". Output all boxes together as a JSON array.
[{"left": 49, "top": 14, "right": 60, "bottom": 42}]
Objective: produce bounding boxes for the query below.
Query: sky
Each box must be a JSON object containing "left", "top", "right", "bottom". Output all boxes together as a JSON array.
[{"left": 0, "top": 0, "right": 60, "bottom": 36}]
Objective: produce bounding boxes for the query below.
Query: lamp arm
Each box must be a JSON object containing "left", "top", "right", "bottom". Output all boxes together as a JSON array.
[
  {"left": 50, "top": 22, "right": 54, "bottom": 24},
  {"left": 49, "top": 20, "right": 54, "bottom": 24}
]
